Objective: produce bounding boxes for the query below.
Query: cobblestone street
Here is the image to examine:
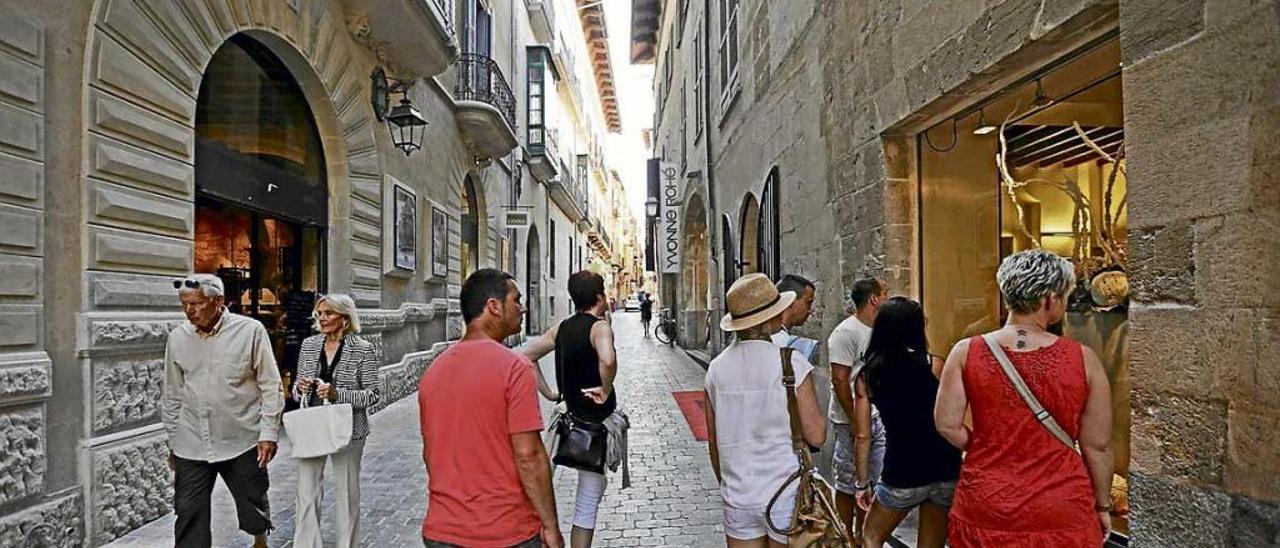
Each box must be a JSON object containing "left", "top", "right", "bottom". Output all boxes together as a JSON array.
[{"left": 106, "top": 312, "right": 723, "bottom": 547}]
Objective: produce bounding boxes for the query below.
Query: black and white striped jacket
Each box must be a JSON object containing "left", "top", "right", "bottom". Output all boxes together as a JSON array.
[{"left": 292, "top": 334, "right": 381, "bottom": 440}]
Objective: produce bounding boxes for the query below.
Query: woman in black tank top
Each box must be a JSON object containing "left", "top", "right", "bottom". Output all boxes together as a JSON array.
[
  {"left": 855, "top": 297, "right": 960, "bottom": 548},
  {"left": 555, "top": 312, "right": 617, "bottom": 422}
]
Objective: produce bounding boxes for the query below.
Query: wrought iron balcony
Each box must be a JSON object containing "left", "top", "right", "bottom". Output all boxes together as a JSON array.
[
  {"left": 548, "top": 158, "right": 587, "bottom": 223},
  {"left": 527, "top": 127, "right": 561, "bottom": 184},
  {"left": 454, "top": 53, "right": 519, "bottom": 158}
]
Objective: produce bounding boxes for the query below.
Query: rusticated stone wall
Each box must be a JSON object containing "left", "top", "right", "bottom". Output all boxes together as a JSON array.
[
  {"left": 92, "top": 356, "right": 163, "bottom": 432},
  {"left": 0, "top": 406, "right": 45, "bottom": 505},
  {"left": 89, "top": 433, "right": 171, "bottom": 545},
  {"left": 0, "top": 491, "right": 83, "bottom": 548}
]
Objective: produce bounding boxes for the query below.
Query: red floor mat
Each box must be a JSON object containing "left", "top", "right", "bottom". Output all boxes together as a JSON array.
[{"left": 673, "top": 391, "right": 709, "bottom": 441}]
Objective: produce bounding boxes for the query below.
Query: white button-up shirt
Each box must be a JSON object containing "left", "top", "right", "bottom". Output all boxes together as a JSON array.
[{"left": 162, "top": 310, "right": 283, "bottom": 462}]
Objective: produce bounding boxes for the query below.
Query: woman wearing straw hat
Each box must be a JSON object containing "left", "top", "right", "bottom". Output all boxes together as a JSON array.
[{"left": 705, "top": 273, "right": 828, "bottom": 547}]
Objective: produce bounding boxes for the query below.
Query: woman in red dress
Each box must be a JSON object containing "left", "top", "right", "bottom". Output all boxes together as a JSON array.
[{"left": 934, "top": 250, "right": 1114, "bottom": 547}]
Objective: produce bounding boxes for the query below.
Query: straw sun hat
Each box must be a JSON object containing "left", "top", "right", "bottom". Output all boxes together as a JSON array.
[{"left": 720, "top": 273, "right": 797, "bottom": 332}]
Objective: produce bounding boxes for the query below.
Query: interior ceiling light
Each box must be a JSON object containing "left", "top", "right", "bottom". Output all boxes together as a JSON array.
[{"left": 973, "top": 109, "right": 998, "bottom": 135}]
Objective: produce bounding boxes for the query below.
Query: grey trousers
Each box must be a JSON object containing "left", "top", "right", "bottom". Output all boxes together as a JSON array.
[{"left": 293, "top": 440, "right": 366, "bottom": 548}]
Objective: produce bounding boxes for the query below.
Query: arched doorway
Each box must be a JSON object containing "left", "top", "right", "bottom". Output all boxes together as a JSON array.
[
  {"left": 739, "top": 194, "right": 761, "bottom": 277},
  {"left": 760, "top": 169, "right": 780, "bottom": 280},
  {"left": 461, "top": 176, "right": 482, "bottom": 278},
  {"left": 193, "top": 33, "right": 328, "bottom": 400},
  {"left": 682, "top": 194, "right": 710, "bottom": 349},
  {"left": 526, "top": 225, "right": 542, "bottom": 334}
]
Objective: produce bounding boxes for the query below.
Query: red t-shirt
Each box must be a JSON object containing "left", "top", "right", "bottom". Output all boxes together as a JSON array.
[{"left": 419, "top": 339, "right": 544, "bottom": 546}]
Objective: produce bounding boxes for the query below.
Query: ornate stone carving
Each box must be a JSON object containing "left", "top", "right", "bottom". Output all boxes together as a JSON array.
[
  {"left": 90, "top": 318, "right": 183, "bottom": 349},
  {"left": 93, "top": 357, "right": 164, "bottom": 432},
  {"left": 0, "top": 491, "right": 82, "bottom": 548},
  {"left": 447, "top": 313, "right": 464, "bottom": 340},
  {"left": 0, "top": 353, "right": 50, "bottom": 402},
  {"left": 92, "top": 434, "right": 172, "bottom": 545},
  {"left": 370, "top": 341, "right": 453, "bottom": 415},
  {"left": 356, "top": 301, "right": 448, "bottom": 333},
  {"left": 0, "top": 407, "right": 45, "bottom": 505}
]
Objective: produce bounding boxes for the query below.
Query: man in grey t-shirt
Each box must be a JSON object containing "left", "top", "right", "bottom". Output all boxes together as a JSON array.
[{"left": 827, "top": 276, "right": 887, "bottom": 538}]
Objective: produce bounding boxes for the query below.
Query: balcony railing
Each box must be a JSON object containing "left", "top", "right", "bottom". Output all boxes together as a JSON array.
[{"left": 456, "top": 53, "right": 517, "bottom": 133}]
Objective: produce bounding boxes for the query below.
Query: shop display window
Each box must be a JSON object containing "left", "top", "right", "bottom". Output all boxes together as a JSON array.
[{"left": 918, "top": 38, "right": 1130, "bottom": 535}]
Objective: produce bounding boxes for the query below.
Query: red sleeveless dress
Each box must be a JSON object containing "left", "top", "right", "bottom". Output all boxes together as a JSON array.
[{"left": 948, "top": 336, "right": 1102, "bottom": 548}]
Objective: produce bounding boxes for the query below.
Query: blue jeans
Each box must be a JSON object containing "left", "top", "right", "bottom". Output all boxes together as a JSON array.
[
  {"left": 831, "top": 416, "right": 886, "bottom": 495},
  {"left": 874, "top": 480, "right": 957, "bottom": 510}
]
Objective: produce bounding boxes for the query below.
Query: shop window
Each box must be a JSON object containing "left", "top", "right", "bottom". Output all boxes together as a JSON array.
[
  {"left": 917, "top": 38, "right": 1130, "bottom": 535},
  {"left": 195, "top": 34, "right": 327, "bottom": 407},
  {"left": 549, "top": 219, "right": 557, "bottom": 278}
]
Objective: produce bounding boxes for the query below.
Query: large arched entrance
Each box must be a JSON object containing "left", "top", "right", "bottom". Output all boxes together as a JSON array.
[
  {"left": 682, "top": 193, "right": 710, "bottom": 349},
  {"left": 193, "top": 33, "right": 328, "bottom": 400},
  {"left": 526, "top": 225, "right": 542, "bottom": 334},
  {"left": 461, "top": 176, "right": 482, "bottom": 279}
]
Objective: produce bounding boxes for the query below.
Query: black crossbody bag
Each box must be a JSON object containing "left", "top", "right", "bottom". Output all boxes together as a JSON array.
[{"left": 550, "top": 333, "right": 608, "bottom": 473}]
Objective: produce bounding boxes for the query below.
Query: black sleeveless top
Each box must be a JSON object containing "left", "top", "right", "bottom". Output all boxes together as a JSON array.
[
  {"left": 555, "top": 312, "right": 617, "bottom": 423},
  {"left": 866, "top": 351, "right": 962, "bottom": 488}
]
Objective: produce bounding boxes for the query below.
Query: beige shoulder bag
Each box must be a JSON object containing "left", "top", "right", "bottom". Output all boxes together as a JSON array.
[{"left": 765, "top": 347, "right": 853, "bottom": 547}]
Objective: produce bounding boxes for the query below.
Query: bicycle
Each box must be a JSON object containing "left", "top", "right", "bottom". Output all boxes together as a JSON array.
[{"left": 654, "top": 308, "right": 676, "bottom": 345}]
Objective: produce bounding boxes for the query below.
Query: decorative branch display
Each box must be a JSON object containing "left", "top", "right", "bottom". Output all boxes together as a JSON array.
[{"left": 996, "top": 117, "right": 1129, "bottom": 310}]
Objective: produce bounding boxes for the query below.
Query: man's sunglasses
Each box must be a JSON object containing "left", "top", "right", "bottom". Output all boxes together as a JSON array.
[{"left": 173, "top": 279, "right": 202, "bottom": 290}]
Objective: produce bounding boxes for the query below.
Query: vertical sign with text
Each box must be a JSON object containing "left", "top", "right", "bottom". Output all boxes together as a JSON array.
[{"left": 660, "top": 162, "right": 682, "bottom": 274}]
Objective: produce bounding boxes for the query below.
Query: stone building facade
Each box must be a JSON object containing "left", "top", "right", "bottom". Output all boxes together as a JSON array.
[
  {"left": 640, "top": 0, "right": 1280, "bottom": 545},
  {"left": 0, "top": 0, "right": 634, "bottom": 545}
]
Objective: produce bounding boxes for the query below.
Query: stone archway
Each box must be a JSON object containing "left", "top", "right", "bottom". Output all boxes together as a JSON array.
[
  {"left": 79, "top": 2, "right": 383, "bottom": 544},
  {"left": 682, "top": 193, "right": 710, "bottom": 349},
  {"left": 461, "top": 174, "right": 484, "bottom": 278},
  {"left": 739, "top": 193, "right": 761, "bottom": 277}
]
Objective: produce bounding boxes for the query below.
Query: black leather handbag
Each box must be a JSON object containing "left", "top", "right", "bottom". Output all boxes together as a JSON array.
[
  {"left": 551, "top": 412, "right": 607, "bottom": 474},
  {"left": 550, "top": 338, "right": 608, "bottom": 474}
]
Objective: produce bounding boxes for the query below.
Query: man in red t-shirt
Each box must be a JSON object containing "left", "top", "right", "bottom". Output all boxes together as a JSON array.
[{"left": 419, "top": 269, "right": 562, "bottom": 548}]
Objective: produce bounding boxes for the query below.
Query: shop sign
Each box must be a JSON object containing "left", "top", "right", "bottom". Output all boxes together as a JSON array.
[{"left": 660, "top": 161, "right": 682, "bottom": 274}]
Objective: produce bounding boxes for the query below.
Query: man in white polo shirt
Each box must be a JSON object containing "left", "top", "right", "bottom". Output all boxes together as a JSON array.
[
  {"left": 162, "top": 273, "right": 283, "bottom": 548},
  {"left": 828, "top": 276, "right": 888, "bottom": 539}
]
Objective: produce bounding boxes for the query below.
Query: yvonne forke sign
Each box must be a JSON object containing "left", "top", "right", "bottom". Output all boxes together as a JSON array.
[{"left": 660, "top": 162, "right": 682, "bottom": 274}]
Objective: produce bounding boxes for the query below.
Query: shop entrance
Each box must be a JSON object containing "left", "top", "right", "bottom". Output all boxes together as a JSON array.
[
  {"left": 682, "top": 194, "right": 710, "bottom": 349},
  {"left": 916, "top": 36, "right": 1130, "bottom": 535},
  {"left": 194, "top": 34, "right": 329, "bottom": 404},
  {"left": 526, "top": 225, "right": 542, "bottom": 335}
]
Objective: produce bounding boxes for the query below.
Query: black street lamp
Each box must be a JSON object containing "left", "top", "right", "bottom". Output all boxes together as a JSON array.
[{"left": 372, "top": 67, "right": 429, "bottom": 156}]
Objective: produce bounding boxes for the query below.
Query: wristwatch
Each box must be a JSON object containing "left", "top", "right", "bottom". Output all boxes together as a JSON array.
[{"left": 853, "top": 480, "right": 873, "bottom": 492}]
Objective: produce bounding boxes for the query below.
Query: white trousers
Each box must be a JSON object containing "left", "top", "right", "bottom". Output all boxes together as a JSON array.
[
  {"left": 573, "top": 470, "right": 608, "bottom": 530},
  {"left": 294, "top": 440, "right": 365, "bottom": 548}
]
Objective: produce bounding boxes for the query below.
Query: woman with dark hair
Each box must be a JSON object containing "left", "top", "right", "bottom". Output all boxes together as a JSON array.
[{"left": 852, "top": 296, "right": 960, "bottom": 547}]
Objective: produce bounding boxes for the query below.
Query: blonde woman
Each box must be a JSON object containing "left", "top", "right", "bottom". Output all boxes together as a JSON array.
[{"left": 292, "top": 294, "right": 381, "bottom": 548}]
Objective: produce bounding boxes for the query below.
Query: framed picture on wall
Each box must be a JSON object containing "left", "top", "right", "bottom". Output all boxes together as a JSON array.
[
  {"left": 431, "top": 205, "right": 449, "bottom": 278},
  {"left": 394, "top": 184, "right": 417, "bottom": 271}
]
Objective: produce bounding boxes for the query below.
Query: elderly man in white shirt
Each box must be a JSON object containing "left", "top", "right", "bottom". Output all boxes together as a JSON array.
[{"left": 162, "top": 273, "right": 283, "bottom": 548}]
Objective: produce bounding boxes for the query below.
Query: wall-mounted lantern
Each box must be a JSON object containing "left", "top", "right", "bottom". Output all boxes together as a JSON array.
[{"left": 372, "top": 67, "right": 429, "bottom": 156}]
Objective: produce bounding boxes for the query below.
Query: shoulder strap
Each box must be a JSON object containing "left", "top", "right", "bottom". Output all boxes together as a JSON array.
[
  {"left": 980, "top": 335, "right": 1078, "bottom": 452},
  {"left": 778, "top": 347, "right": 814, "bottom": 469}
]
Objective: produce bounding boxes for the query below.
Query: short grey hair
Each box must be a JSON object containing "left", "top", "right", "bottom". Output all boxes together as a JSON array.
[
  {"left": 178, "top": 273, "right": 225, "bottom": 299},
  {"left": 996, "top": 250, "right": 1076, "bottom": 314},
  {"left": 312, "top": 293, "right": 361, "bottom": 335}
]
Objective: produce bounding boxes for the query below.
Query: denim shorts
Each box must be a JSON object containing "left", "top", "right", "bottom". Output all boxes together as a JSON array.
[
  {"left": 874, "top": 480, "right": 956, "bottom": 510},
  {"left": 830, "top": 417, "right": 885, "bottom": 495}
]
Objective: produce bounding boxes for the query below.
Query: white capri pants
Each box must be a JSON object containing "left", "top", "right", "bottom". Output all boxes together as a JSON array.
[{"left": 573, "top": 470, "right": 608, "bottom": 529}]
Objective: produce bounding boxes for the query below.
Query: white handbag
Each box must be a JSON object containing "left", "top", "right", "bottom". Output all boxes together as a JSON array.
[{"left": 283, "top": 395, "right": 353, "bottom": 459}]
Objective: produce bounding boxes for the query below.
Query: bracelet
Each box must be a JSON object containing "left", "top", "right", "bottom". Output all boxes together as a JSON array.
[
  {"left": 1095, "top": 502, "right": 1113, "bottom": 513},
  {"left": 853, "top": 480, "right": 873, "bottom": 492}
]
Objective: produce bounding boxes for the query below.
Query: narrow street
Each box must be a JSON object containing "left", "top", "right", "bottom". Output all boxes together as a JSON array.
[{"left": 106, "top": 312, "right": 723, "bottom": 547}]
